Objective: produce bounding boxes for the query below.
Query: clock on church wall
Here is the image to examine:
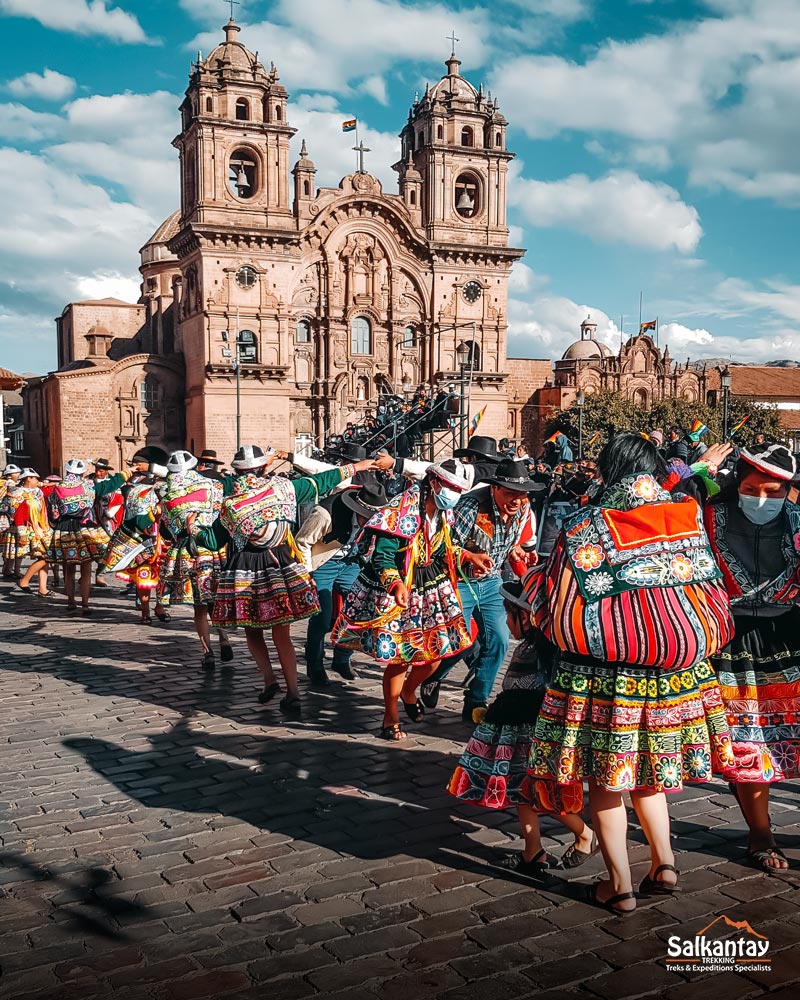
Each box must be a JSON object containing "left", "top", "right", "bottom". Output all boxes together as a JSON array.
[
  {"left": 236, "top": 266, "right": 257, "bottom": 289},
  {"left": 462, "top": 280, "right": 482, "bottom": 304}
]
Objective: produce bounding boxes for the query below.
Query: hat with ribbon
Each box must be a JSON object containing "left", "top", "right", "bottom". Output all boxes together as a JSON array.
[
  {"left": 166, "top": 450, "right": 198, "bottom": 474},
  {"left": 488, "top": 458, "right": 546, "bottom": 494},
  {"left": 740, "top": 443, "right": 797, "bottom": 482},
  {"left": 231, "top": 444, "right": 274, "bottom": 471},
  {"left": 92, "top": 458, "right": 112, "bottom": 470},
  {"left": 341, "top": 483, "right": 391, "bottom": 519},
  {"left": 427, "top": 458, "right": 471, "bottom": 492},
  {"left": 198, "top": 449, "right": 225, "bottom": 466}
]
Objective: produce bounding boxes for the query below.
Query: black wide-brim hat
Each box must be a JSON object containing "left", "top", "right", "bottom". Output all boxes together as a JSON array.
[
  {"left": 92, "top": 458, "right": 111, "bottom": 470},
  {"left": 453, "top": 435, "right": 500, "bottom": 461},
  {"left": 338, "top": 444, "right": 368, "bottom": 462},
  {"left": 341, "top": 483, "right": 391, "bottom": 519},
  {"left": 488, "top": 459, "right": 547, "bottom": 493},
  {"left": 199, "top": 449, "right": 225, "bottom": 466}
]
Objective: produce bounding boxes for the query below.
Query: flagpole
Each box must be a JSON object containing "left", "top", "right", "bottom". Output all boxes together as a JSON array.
[
  {"left": 656, "top": 315, "right": 659, "bottom": 349},
  {"left": 355, "top": 121, "right": 359, "bottom": 173},
  {"left": 619, "top": 314, "right": 623, "bottom": 353},
  {"left": 639, "top": 291, "right": 643, "bottom": 331}
]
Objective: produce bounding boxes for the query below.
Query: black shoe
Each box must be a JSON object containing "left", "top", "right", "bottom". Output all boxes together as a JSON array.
[
  {"left": 331, "top": 661, "right": 357, "bottom": 680},
  {"left": 201, "top": 652, "right": 215, "bottom": 670},
  {"left": 258, "top": 682, "right": 281, "bottom": 704},
  {"left": 219, "top": 643, "right": 234, "bottom": 663},
  {"left": 308, "top": 670, "right": 330, "bottom": 687},
  {"left": 279, "top": 695, "right": 302, "bottom": 715},
  {"left": 420, "top": 679, "right": 441, "bottom": 710},
  {"left": 461, "top": 704, "right": 487, "bottom": 724}
]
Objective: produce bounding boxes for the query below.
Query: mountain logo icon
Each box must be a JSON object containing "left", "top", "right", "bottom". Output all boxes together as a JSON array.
[{"left": 696, "top": 915, "right": 768, "bottom": 940}]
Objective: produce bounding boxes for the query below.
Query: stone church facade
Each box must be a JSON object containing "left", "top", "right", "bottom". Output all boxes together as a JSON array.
[{"left": 25, "top": 17, "right": 522, "bottom": 471}]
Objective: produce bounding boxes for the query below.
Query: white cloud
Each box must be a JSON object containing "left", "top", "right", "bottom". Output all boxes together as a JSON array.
[
  {"left": 7, "top": 69, "right": 76, "bottom": 102},
  {"left": 660, "top": 322, "right": 800, "bottom": 364},
  {"left": 489, "top": 0, "right": 800, "bottom": 206},
  {"left": 73, "top": 271, "right": 141, "bottom": 302},
  {"left": 507, "top": 292, "right": 621, "bottom": 360},
  {"left": 187, "top": 0, "right": 491, "bottom": 93},
  {"left": 0, "top": 0, "right": 150, "bottom": 44},
  {"left": 509, "top": 167, "right": 703, "bottom": 253},
  {"left": 290, "top": 107, "right": 400, "bottom": 191},
  {"left": 360, "top": 75, "right": 388, "bottom": 105},
  {"left": 716, "top": 278, "right": 800, "bottom": 323},
  {"left": 0, "top": 103, "right": 62, "bottom": 141}
]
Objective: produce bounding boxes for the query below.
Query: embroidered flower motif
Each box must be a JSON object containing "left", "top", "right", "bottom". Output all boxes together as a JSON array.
[
  {"left": 683, "top": 748, "right": 711, "bottom": 780},
  {"left": 670, "top": 554, "right": 694, "bottom": 583},
  {"left": 584, "top": 571, "right": 614, "bottom": 596},
  {"left": 630, "top": 474, "right": 660, "bottom": 502},
  {"left": 573, "top": 543, "right": 604, "bottom": 572},
  {"left": 608, "top": 756, "right": 638, "bottom": 790},
  {"left": 654, "top": 756, "right": 682, "bottom": 788}
]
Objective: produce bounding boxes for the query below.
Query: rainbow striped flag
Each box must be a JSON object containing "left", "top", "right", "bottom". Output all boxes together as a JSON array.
[
  {"left": 468, "top": 405, "right": 486, "bottom": 437},
  {"left": 639, "top": 319, "right": 657, "bottom": 334},
  {"left": 587, "top": 431, "right": 601, "bottom": 447},
  {"left": 728, "top": 414, "right": 750, "bottom": 438},
  {"left": 545, "top": 431, "right": 562, "bottom": 444},
  {"left": 341, "top": 119, "right": 357, "bottom": 132},
  {"left": 688, "top": 419, "right": 709, "bottom": 441}
]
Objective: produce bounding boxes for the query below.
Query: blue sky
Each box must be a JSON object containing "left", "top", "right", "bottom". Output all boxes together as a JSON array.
[{"left": 0, "top": 0, "right": 798, "bottom": 374}]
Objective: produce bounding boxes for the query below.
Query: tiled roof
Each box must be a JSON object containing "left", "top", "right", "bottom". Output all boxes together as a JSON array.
[
  {"left": 778, "top": 409, "right": 800, "bottom": 430},
  {"left": 731, "top": 367, "right": 800, "bottom": 399}
]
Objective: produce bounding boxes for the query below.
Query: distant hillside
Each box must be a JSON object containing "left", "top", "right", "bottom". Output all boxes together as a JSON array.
[{"left": 687, "top": 359, "right": 799, "bottom": 370}]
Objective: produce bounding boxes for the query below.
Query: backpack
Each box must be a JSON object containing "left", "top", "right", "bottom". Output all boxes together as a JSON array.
[{"left": 524, "top": 490, "right": 733, "bottom": 670}]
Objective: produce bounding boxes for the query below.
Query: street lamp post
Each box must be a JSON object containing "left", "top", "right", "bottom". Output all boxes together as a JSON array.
[
  {"left": 577, "top": 391, "right": 585, "bottom": 460},
  {"left": 721, "top": 366, "right": 731, "bottom": 441},
  {"left": 456, "top": 341, "right": 471, "bottom": 450}
]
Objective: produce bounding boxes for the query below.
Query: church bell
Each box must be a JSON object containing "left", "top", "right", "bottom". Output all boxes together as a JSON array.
[
  {"left": 235, "top": 167, "right": 249, "bottom": 191},
  {"left": 456, "top": 189, "right": 473, "bottom": 213}
]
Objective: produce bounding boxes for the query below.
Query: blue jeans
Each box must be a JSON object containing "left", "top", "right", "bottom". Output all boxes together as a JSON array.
[
  {"left": 304, "top": 559, "right": 360, "bottom": 675},
  {"left": 436, "top": 575, "right": 510, "bottom": 709}
]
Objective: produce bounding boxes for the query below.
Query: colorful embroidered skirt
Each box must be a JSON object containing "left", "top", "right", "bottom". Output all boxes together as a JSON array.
[
  {"left": 333, "top": 558, "right": 471, "bottom": 667},
  {"left": 211, "top": 543, "right": 319, "bottom": 629},
  {"left": 46, "top": 517, "right": 109, "bottom": 565},
  {"left": 710, "top": 608, "right": 800, "bottom": 783},
  {"left": 2, "top": 524, "right": 45, "bottom": 560},
  {"left": 158, "top": 541, "right": 223, "bottom": 607},
  {"left": 528, "top": 654, "right": 736, "bottom": 812},
  {"left": 448, "top": 690, "right": 543, "bottom": 809}
]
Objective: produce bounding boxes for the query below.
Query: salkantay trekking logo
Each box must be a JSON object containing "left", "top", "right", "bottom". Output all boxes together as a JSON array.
[{"left": 666, "top": 914, "right": 771, "bottom": 974}]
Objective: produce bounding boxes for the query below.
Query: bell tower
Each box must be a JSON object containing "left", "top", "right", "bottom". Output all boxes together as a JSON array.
[
  {"left": 394, "top": 48, "right": 513, "bottom": 247},
  {"left": 173, "top": 17, "right": 296, "bottom": 231}
]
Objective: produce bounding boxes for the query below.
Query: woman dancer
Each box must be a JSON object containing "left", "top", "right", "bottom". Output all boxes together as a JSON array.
[
  {"left": 526, "top": 433, "right": 736, "bottom": 913},
  {"left": 158, "top": 450, "right": 231, "bottom": 668},
  {"left": 104, "top": 464, "right": 169, "bottom": 624},
  {"left": 211, "top": 445, "right": 377, "bottom": 713},
  {"left": 334, "top": 460, "right": 488, "bottom": 741},
  {"left": 46, "top": 458, "right": 129, "bottom": 614},
  {"left": 706, "top": 443, "right": 800, "bottom": 871},
  {"left": 12, "top": 470, "right": 53, "bottom": 596}
]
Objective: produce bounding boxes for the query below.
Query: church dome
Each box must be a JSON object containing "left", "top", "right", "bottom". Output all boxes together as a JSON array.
[
  {"left": 203, "top": 19, "right": 265, "bottom": 78},
  {"left": 562, "top": 339, "right": 608, "bottom": 361},
  {"left": 140, "top": 211, "right": 180, "bottom": 265}
]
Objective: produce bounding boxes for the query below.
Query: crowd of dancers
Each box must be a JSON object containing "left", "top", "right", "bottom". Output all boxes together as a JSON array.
[{"left": 3, "top": 419, "right": 800, "bottom": 913}]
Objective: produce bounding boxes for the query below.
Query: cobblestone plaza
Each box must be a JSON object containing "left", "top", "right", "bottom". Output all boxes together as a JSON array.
[{"left": 2, "top": 582, "right": 800, "bottom": 999}]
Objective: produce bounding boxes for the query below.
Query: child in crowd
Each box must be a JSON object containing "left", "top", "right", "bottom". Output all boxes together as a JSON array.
[{"left": 448, "top": 581, "right": 597, "bottom": 876}]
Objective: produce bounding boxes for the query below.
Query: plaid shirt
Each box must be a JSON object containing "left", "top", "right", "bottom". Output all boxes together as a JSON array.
[{"left": 451, "top": 486, "right": 531, "bottom": 579}]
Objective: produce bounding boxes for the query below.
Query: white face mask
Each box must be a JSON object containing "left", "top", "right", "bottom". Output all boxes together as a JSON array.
[
  {"left": 433, "top": 486, "right": 460, "bottom": 510},
  {"left": 738, "top": 492, "right": 785, "bottom": 525}
]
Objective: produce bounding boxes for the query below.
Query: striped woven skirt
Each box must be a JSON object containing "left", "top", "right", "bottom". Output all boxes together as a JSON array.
[
  {"left": 527, "top": 653, "right": 736, "bottom": 812},
  {"left": 211, "top": 542, "right": 319, "bottom": 629},
  {"left": 710, "top": 608, "right": 800, "bottom": 783},
  {"left": 333, "top": 559, "right": 471, "bottom": 668},
  {"left": 46, "top": 517, "right": 109, "bottom": 565},
  {"left": 158, "top": 541, "right": 224, "bottom": 607},
  {"left": 2, "top": 524, "right": 44, "bottom": 560}
]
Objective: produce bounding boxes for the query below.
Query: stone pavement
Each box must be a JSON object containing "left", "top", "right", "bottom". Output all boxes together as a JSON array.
[{"left": 2, "top": 581, "right": 800, "bottom": 1000}]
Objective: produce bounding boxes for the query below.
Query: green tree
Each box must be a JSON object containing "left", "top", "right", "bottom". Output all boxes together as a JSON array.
[{"left": 548, "top": 391, "right": 782, "bottom": 458}]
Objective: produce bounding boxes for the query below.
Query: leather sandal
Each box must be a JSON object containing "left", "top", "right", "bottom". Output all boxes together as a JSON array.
[
  {"left": 639, "top": 864, "right": 681, "bottom": 895},
  {"left": 561, "top": 835, "right": 600, "bottom": 869},
  {"left": 585, "top": 881, "right": 636, "bottom": 915},
  {"left": 747, "top": 846, "right": 789, "bottom": 872},
  {"left": 401, "top": 697, "right": 425, "bottom": 723},
  {"left": 378, "top": 723, "right": 407, "bottom": 741}
]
